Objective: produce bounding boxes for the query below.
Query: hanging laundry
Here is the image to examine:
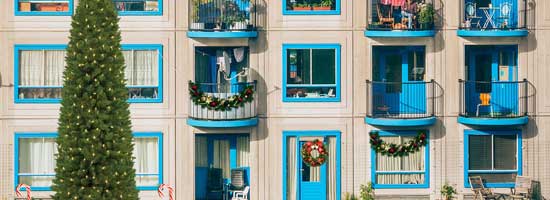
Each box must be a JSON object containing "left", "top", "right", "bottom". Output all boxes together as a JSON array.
[
  {"left": 216, "top": 50, "right": 232, "bottom": 72},
  {"left": 380, "top": 0, "right": 392, "bottom": 5},
  {"left": 233, "top": 47, "right": 246, "bottom": 63},
  {"left": 391, "top": 0, "right": 405, "bottom": 7}
]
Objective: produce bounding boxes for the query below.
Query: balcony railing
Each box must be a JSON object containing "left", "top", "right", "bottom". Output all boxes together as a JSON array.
[
  {"left": 366, "top": 80, "right": 436, "bottom": 119},
  {"left": 459, "top": 80, "right": 528, "bottom": 118},
  {"left": 189, "top": 81, "right": 257, "bottom": 121},
  {"left": 367, "top": 0, "right": 434, "bottom": 31},
  {"left": 189, "top": 0, "right": 256, "bottom": 32},
  {"left": 459, "top": 0, "right": 527, "bottom": 31}
]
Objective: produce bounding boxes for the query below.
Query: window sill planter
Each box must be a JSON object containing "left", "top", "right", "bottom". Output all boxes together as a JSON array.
[
  {"left": 312, "top": 6, "right": 331, "bottom": 10},
  {"left": 293, "top": 6, "right": 311, "bottom": 11}
]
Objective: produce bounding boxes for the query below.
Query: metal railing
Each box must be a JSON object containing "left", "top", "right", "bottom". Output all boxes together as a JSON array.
[
  {"left": 459, "top": 79, "right": 528, "bottom": 118},
  {"left": 189, "top": 81, "right": 257, "bottom": 121},
  {"left": 367, "top": 0, "right": 434, "bottom": 31},
  {"left": 189, "top": 0, "right": 256, "bottom": 32},
  {"left": 459, "top": 0, "right": 528, "bottom": 30},
  {"left": 366, "top": 80, "right": 436, "bottom": 119}
]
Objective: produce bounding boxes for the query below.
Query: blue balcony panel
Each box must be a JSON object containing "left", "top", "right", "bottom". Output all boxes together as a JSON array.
[
  {"left": 458, "top": 116, "right": 528, "bottom": 126},
  {"left": 365, "top": 116, "right": 436, "bottom": 127},
  {"left": 365, "top": 30, "right": 436, "bottom": 38}
]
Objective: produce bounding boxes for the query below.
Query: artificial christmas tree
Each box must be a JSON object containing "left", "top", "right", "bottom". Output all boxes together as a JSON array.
[{"left": 52, "top": 0, "right": 138, "bottom": 199}]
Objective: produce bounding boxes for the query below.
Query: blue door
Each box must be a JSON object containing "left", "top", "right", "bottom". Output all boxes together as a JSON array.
[
  {"left": 298, "top": 140, "right": 327, "bottom": 200},
  {"left": 467, "top": 46, "right": 518, "bottom": 116},
  {"left": 374, "top": 47, "right": 426, "bottom": 116}
]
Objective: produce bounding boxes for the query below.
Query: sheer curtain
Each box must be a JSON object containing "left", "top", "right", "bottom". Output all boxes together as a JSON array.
[
  {"left": 123, "top": 50, "right": 158, "bottom": 86},
  {"left": 213, "top": 140, "right": 230, "bottom": 179},
  {"left": 327, "top": 136, "right": 337, "bottom": 200},
  {"left": 376, "top": 136, "right": 424, "bottom": 184},
  {"left": 237, "top": 136, "right": 250, "bottom": 167},
  {"left": 19, "top": 138, "right": 57, "bottom": 187},
  {"left": 286, "top": 137, "right": 297, "bottom": 200},
  {"left": 20, "top": 50, "right": 65, "bottom": 86},
  {"left": 133, "top": 137, "right": 159, "bottom": 186},
  {"left": 195, "top": 137, "right": 208, "bottom": 167}
]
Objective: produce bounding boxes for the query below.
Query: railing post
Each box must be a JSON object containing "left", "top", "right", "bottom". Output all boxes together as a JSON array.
[
  {"left": 431, "top": 79, "right": 435, "bottom": 117},
  {"left": 366, "top": 80, "right": 371, "bottom": 117},
  {"left": 458, "top": 79, "right": 463, "bottom": 116},
  {"left": 523, "top": 78, "right": 528, "bottom": 116}
]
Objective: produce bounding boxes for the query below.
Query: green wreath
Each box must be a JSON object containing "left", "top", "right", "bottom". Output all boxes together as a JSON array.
[
  {"left": 189, "top": 81, "right": 254, "bottom": 111},
  {"left": 369, "top": 131, "right": 427, "bottom": 157},
  {"left": 301, "top": 139, "right": 329, "bottom": 167}
]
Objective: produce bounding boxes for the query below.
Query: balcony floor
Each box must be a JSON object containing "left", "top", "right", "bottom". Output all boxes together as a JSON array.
[{"left": 457, "top": 29, "right": 528, "bottom": 37}]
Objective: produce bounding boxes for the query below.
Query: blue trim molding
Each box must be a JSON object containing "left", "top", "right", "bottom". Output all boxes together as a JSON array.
[
  {"left": 364, "top": 30, "right": 436, "bottom": 38},
  {"left": 282, "top": 0, "right": 341, "bottom": 15},
  {"left": 282, "top": 44, "right": 341, "bottom": 102},
  {"left": 116, "top": 0, "right": 163, "bottom": 16},
  {"left": 364, "top": 116, "right": 436, "bottom": 127},
  {"left": 14, "top": 44, "right": 164, "bottom": 104},
  {"left": 14, "top": 132, "right": 164, "bottom": 191},
  {"left": 370, "top": 130, "right": 430, "bottom": 189},
  {"left": 282, "top": 130, "right": 341, "bottom": 200},
  {"left": 457, "top": 116, "right": 528, "bottom": 126},
  {"left": 463, "top": 130, "right": 522, "bottom": 188},
  {"left": 187, "top": 31, "right": 258, "bottom": 38},
  {"left": 187, "top": 117, "right": 259, "bottom": 128},
  {"left": 14, "top": 0, "right": 74, "bottom": 16},
  {"left": 457, "top": 29, "right": 529, "bottom": 37}
]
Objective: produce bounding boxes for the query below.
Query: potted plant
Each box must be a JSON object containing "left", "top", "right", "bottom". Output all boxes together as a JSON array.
[
  {"left": 359, "top": 182, "right": 375, "bottom": 200},
  {"left": 231, "top": 14, "right": 248, "bottom": 30},
  {"left": 441, "top": 183, "right": 457, "bottom": 200},
  {"left": 418, "top": 3, "right": 435, "bottom": 30},
  {"left": 190, "top": 0, "right": 205, "bottom": 30},
  {"left": 293, "top": 2, "right": 311, "bottom": 11},
  {"left": 313, "top": 0, "right": 332, "bottom": 10}
]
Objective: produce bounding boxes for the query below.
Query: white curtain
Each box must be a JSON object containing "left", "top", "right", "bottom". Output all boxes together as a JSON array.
[
  {"left": 123, "top": 50, "right": 158, "bottom": 86},
  {"left": 286, "top": 137, "right": 297, "bottom": 200},
  {"left": 376, "top": 136, "right": 424, "bottom": 184},
  {"left": 213, "top": 140, "right": 230, "bottom": 179},
  {"left": 195, "top": 137, "right": 208, "bottom": 167},
  {"left": 19, "top": 138, "right": 57, "bottom": 187},
  {"left": 237, "top": 136, "right": 250, "bottom": 167},
  {"left": 133, "top": 137, "right": 159, "bottom": 186},
  {"left": 327, "top": 137, "right": 337, "bottom": 200},
  {"left": 20, "top": 50, "right": 65, "bottom": 86}
]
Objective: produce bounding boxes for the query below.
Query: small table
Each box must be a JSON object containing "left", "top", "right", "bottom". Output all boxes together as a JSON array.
[{"left": 479, "top": 7, "right": 500, "bottom": 29}]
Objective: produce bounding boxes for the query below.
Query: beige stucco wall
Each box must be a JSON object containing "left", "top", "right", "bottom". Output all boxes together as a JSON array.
[{"left": 1, "top": 0, "right": 549, "bottom": 199}]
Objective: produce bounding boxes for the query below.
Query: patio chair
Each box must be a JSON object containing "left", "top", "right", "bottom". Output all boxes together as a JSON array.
[
  {"left": 476, "top": 93, "right": 494, "bottom": 117},
  {"left": 469, "top": 176, "right": 500, "bottom": 200},
  {"left": 510, "top": 176, "right": 532, "bottom": 200},
  {"left": 231, "top": 186, "right": 250, "bottom": 200},
  {"left": 376, "top": 3, "right": 394, "bottom": 26},
  {"left": 206, "top": 168, "right": 225, "bottom": 200},
  {"left": 465, "top": 2, "right": 481, "bottom": 29}
]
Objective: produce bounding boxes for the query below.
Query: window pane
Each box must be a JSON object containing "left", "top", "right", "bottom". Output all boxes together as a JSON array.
[
  {"left": 18, "top": 0, "right": 70, "bottom": 12},
  {"left": 377, "top": 174, "right": 425, "bottom": 185},
  {"left": 114, "top": 0, "right": 159, "bottom": 12},
  {"left": 469, "top": 173, "right": 516, "bottom": 184},
  {"left": 237, "top": 136, "right": 250, "bottom": 167},
  {"left": 19, "top": 138, "right": 57, "bottom": 187},
  {"left": 287, "top": 49, "right": 311, "bottom": 84},
  {"left": 401, "top": 136, "right": 424, "bottom": 171},
  {"left": 124, "top": 49, "right": 159, "bottom": 100},
  {"left": 474, "top": 54, "right": 492, "bottom": 93},
  {"left": 494, "top": 135, "right": 517, "bottom": 170},
  {"left": 408, "top": 51, "right": 425, "bottom": 81},
  {"left": 469, "top": 135, "right": 492, "bottom": 170},
  {"left": 19, "top": 50, "right": 65, "bottom": 100},
  {"left": 133, "top": 137, "right": 159, "bottom": 186},
  {"left": 312, "top": 49, "right": 335, "bottom": 84},
  {"left": 385, "top": 54, "right": 402, "bottom": 93}
]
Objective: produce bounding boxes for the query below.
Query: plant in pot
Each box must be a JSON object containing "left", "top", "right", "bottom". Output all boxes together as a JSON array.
[
  {"left": 231, "top": 14, "right": 248, "bottom": 30},
  {"left": 293, "top": 1, "right": 311, "bottom": 11},
  {"left": 313, "top": 0, "right": 332, "bottom": 10},
  {"left": 190, "top": 0, "right": 205, "bottom": 30},
  {"left": 441, "top": 183, "right": 457, "bottom": 200},
  {"left": 418, "top": 3, "right": 435, "bottom": 30}
]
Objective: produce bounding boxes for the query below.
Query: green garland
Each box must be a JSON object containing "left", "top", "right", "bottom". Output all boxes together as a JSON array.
[
  {"left": 189, "top": 81, "right": 255, "bottom": 111},
  {"left": 369, "top": 131, "right": 427, "bottom": 157}
]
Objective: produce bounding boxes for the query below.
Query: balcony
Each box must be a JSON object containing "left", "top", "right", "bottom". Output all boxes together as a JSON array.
[
  {"left": 365, "top": 0, "right": 436, "bottom": 38},
  {"left": 458, "top": 80, "right": 529, "bottom": 126},
  {"left": 187, "top": 81, "right": 258, "bottom": 128},
  {"left": 188, "top": 0, "right": 257, "bottom": 38},
  {"left": 365, "top": 80, "right": 437, "bottom": 127},
  {"left": 457, "top": 0, "right": 528, "bottom": 37}
]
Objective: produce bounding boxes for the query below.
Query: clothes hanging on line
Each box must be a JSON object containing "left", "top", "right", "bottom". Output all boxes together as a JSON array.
[{"left": 233, "top": 47, "right": 246, "bottom": 63}]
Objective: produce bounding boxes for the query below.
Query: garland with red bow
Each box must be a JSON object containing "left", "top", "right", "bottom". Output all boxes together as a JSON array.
[
  {"left": 369, "top": 131, "right": 427, "bottom": 157},
  {"left": 301, "top": 139, "right": 329, "bottom": 167},
  {"left": 189, "top": 81, "right": 254, "bottom": 111}
]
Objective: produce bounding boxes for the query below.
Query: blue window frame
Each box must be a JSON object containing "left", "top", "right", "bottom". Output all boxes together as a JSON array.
[
  {"left": 282, "top": 44, "right": 341, "bottom": 102},
  {"left": 282, "top": 0, "right": 341, "bottom": 15},
  {"left": 14, "top": 132, "right": 163, "bottom": 191},
  {"left": 282, "top": 130, "right": 341, "bottom": 200},
  {"left": 133, "top": 132, "right": 164, "bottom": 190},
  {"left": 370, "top": 130, "right": 430, "bottom": 189},
  {"left": 14, "top": 44, "right": 163, "bottom": 103},
  {"left": 15, "top": 0, "right": 74, "bottom": 16},
  {"left": 114, "top": 0, "right": 163, "bottom": 16},
  {"left": 14, "top": 132, "right": 58, "bottom": 191},
  {"left": 464, "top": 129, "right": 522, "bottom": 188}
]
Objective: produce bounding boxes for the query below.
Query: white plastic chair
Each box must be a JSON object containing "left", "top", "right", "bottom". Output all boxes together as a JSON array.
[{"left": 231, "top": 186, "right": 249, "bottom": 200}]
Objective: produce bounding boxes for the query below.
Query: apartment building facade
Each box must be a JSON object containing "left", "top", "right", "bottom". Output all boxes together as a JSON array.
[{"left": 0, "top": 0, "right": 547, "bottom": 199}]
